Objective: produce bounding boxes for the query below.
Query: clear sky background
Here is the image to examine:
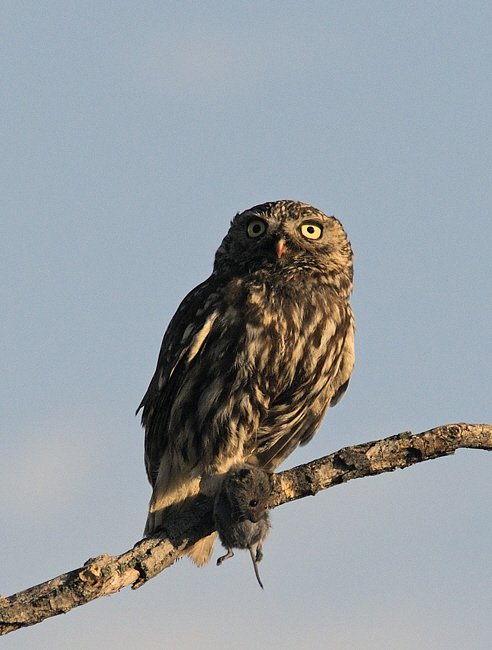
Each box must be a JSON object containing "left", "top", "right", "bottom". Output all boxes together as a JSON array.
[{"left": 2, "top": 3, "right": 491, "bottom": 649}]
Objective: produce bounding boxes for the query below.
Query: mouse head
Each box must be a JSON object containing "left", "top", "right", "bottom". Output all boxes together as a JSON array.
[{"left": 222, "top": 466, "right": 272, "bottom": 523}]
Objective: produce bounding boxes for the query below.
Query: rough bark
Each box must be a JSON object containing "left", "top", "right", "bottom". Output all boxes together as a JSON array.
[{"left": 1, "top": 422, "right": 490, "bottom": 635}]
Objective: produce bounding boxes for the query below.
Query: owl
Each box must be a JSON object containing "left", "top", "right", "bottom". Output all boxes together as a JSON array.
[{"left": 137, "top": 200, "right": 355, "bottom": 565}]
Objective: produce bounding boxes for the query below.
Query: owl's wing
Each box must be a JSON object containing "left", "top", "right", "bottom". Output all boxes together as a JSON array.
[{"left": 137, "top": 276, "right": 219, "bottom": 486}]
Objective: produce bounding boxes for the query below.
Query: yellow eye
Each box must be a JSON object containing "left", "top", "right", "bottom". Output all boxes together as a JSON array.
[
  {"left": 300, "top": 223, "right": 323, "bottom": 240},
  {"left": 247, "top": 218, "right": 267, "bottom": 238}
]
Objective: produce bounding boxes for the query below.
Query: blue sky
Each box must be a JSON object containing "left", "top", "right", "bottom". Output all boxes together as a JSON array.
[{"left": 2, "top": 3, "right": 491, "bottom": 648}]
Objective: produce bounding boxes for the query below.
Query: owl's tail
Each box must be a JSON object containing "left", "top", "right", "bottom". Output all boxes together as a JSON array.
[
  {"left": 145, "top": 475, "right": 217, "bottom": 566},
  {"left": 145, "top": 510, "right": 217, "bottom": 566},
  {"left": 187, "top": 533, "right": 218, "bottom": 566}
]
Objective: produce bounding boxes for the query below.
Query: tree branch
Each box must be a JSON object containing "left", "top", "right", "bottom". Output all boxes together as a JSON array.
[{"left": 1, "top": 422, "right": 490, "bottom": 635}]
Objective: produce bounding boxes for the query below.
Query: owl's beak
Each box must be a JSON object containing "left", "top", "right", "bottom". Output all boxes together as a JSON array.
[{"left": 275, "top": 238, "right": 287, "bottom": 258}]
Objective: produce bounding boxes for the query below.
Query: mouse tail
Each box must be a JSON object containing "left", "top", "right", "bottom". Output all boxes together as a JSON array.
[{"left": 249, "top": 548, "right": 264, "bottom": 590}]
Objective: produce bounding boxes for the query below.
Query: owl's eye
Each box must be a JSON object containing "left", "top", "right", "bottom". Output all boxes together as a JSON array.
[
  {"left": 300, "top": 222, "right": 323, "bottom": 240},
  {"left": 247, "top": 218, "right": 267, "bottom": 238}
]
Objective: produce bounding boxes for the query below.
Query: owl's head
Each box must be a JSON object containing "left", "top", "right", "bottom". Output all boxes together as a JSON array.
[{"left": 214, "top": 200, "right": 353, "bottom": 293}]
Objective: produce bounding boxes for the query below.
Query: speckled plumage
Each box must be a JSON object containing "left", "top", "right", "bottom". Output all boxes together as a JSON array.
[{"left": 138, "top": 200, "right": 355, "bottom": 565}]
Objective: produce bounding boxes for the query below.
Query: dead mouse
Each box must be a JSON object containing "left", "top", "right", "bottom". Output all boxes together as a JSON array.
[{"left": 214, "top": 465, "right": 272, "bottom": 589}]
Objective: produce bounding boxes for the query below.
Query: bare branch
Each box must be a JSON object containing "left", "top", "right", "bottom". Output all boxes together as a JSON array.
[{"left": 1, "top": 422, "right": 490, "bottom": 635}]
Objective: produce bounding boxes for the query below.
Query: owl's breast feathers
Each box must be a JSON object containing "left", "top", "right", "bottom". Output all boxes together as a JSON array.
[
  {"left": 140, "top": 270, "right": 354, "bottom": 482},
  {"left": 233, "top": 273, "right": 355, "bottom": 467}
]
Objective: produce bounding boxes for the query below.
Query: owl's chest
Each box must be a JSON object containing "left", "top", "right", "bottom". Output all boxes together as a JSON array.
[{"left": 236, "top": 283, "right": 328, "bottom": 382}]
